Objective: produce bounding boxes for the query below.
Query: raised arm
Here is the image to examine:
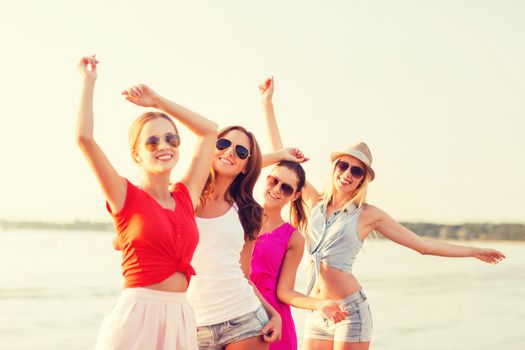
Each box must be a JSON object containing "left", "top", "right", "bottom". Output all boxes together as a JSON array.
[
  {"left": 276, "top": 231, "right": 347, "bottom": 323},
  {"left": 122, "top": 84, "right": 217, "bottom": 208},
  {"left": 76, "top": 55, "right": 127, "bottom": 214},
  {"left": 367, "top": 205, "right": 506, "bottom": 264},
  {"left": 260, "top": 77, "right": 283, "bottom": 150},
  {"left": 261, "top": 147, "right": 309, "bottom": 168},
  {"left": 259, "top": 77, "right": 320, "bottom": 209}
]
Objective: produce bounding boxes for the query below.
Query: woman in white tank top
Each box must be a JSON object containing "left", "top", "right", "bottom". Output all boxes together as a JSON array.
[
  {"left": 260, "top": 77, "right": 507, "bottom": 350},
  {"left": 187, "top": 125, "right": 294, "bottom": 349}
]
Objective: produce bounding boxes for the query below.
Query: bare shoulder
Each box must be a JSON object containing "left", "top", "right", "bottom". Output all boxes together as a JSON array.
[
  {"left": 361, "top": 204, "right": 389, "bottom": 227},
  {"left": 361, "top": 203, "right": 385, "bottom": 217},
  {"left": 288, "top": 229, "right": 305, "bottom": 249}
]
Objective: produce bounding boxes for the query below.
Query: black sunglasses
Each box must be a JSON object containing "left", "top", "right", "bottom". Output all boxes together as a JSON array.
[
  {"left": 336, "top": 160, "right": 366, "bottom": 179},
  {"left": 144, "top": 133, "right": 180, "bottom": 151},
  {"left": 216, "top": 138, "right": 251, "bottom": 160},
  {"left": 267, "top": 175, "right": 295, "bottom": 197}
]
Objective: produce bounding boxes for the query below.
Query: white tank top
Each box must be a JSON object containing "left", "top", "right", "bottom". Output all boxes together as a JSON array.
[{"left": 187, "top": 205, "right": 261, "bottom": 326}]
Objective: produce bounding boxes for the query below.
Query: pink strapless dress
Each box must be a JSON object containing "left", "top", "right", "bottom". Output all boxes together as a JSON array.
[{"left": 250, "top": 223, "right": 297, "bottom": 350}]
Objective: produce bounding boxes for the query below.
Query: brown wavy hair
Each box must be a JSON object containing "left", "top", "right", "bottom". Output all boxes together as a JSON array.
[
  {"left": 275, "top": 161, "right": 308, "bottom": 231},
  {"left": 198, "top": 126, "right": 263, "bottom": 241}
]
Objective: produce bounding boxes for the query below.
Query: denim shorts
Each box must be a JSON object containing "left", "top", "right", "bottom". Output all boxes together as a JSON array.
[
  {"left": 304, "top": 288, "right": 373, "bottom": 343},
  {"left": 196, "top": 304, "right": 269, "bottom": 349}
]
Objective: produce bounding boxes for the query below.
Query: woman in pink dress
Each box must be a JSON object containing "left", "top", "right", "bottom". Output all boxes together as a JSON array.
[{"left": 250, "top": 79, "right": 347, "bottom": 350}]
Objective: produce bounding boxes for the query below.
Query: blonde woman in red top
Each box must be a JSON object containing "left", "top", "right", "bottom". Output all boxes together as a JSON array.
[{"left": 76, "top": 55, "right": 217, "bottom": 350}]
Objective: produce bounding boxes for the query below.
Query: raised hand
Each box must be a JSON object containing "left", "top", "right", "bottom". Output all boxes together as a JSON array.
[
  {"left": 474, "top": 248, "right": 506, "bottom": 265},
  {"left": 318, "top": 300, "right": 348, "bottom": 324},
  {"left": 259, "top": 76, "right": 274, "bottom": 105},
  {"left": 122, "top": 84, "right": 160, "bottom": 108},
  {"left": 77, "top": 55, "right": 99, "bottom": 82},
  {"left": 281, "top": 147, "right": 310, "bottom": 163}
]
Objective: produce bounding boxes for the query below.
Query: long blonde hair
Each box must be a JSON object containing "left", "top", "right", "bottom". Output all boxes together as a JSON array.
[{"left": 320, "top": 158, "right": 372, "bottom": 211}]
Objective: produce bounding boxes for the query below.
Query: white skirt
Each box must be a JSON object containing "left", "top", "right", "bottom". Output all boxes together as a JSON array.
[{"left": 95, "top": 288, "right": 198, "bottom": 350}]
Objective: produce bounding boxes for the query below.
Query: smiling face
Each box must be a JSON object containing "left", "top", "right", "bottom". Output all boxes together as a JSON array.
[
  {"left": 263, "top": 165, "right": 301, "bottom": 209},
  {"left": 213, "top": 129, "right": 252, "bottom": 178},
  {"left": 133, "top": 117, "right": 180, "bottom": 174},
  {"left": 332, "top": 155, "right": 366, "bottom": 196}
]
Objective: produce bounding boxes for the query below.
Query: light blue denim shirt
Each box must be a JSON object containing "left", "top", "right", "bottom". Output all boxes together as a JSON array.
[{"left": 305, "top": 201, "right": 363, "bottom": 295}]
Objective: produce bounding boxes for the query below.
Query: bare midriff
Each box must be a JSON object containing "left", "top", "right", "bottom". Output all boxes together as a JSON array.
[
  {"left": 143, "top": 272, "right": 189, "bottom": 292},
  {"left": 310, "top": 262, "right": 361, "bottom": 300}
]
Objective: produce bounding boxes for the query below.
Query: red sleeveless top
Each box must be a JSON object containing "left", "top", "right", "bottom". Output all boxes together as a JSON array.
[{"left": 107, "top": 180, "right": 199, "bottom": 288}]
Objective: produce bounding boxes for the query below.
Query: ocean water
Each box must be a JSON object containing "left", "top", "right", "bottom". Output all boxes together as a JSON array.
[{"left": 0, "top": 229, "right": 524, "bottom": 350}]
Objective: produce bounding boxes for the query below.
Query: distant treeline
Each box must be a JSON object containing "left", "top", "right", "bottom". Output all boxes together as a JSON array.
[
  {"left": 0, "top": 220, "right": 113, "bottom": 232},
  {"left": 394, "top": 222, "right": 525, "bottom": 241},
  {"left": 1, "top": 220, "right": 524, "bottom": 241}
]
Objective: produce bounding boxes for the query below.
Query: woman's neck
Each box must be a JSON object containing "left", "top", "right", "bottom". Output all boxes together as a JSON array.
[
  {"left": 330, "top": 190, "right": 354, "bottom": 210},
  {"left": 140, "top": 171, "right": 172, "bottom": 201},
  {"left": 262, "top": 204, "right": 285, "bottom": 232},
  {"left": 211, "top": 173, "right": 235, "bottom": 201}
]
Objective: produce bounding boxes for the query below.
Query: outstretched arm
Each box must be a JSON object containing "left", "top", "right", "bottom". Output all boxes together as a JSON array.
[
  {"left": 122, "top": 85, "right": 217, "bottom": 208},
  {"left": 369, "top": 206, "right": 506, "bottom": 264},
  {"left": 259, "top": 77, "right": 321, "bottom": 209},
  {"left": 276, "top": 231, "right": 347, "bottom": 323},
  {"left": 76, "top": 55, "right": 127, "bottom": 214}
]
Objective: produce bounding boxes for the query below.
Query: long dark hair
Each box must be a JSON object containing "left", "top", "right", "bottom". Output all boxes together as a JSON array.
[
  {"left": 276, "top": 161, "right": 308, "bottom": 231},
  {"left": 198, "top": 126, "right": 264, "bottom": 241}
]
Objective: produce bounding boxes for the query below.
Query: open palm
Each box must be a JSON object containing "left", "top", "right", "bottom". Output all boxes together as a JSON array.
[
  {"left": 122, "top": 84, "right": 159, "bottom": 108},
  {"left": 474, "top": 248, "right": 506, "bottom": 264}
]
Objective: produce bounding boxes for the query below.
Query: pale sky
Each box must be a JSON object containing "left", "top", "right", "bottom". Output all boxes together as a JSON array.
[{"left": 0, "top": 0, "right": 523, "bottom": 224}]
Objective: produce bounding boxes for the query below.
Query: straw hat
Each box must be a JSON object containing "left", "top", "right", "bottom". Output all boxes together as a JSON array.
[{"left": 330, "top": 142, "right": 375, "bottom": 181}]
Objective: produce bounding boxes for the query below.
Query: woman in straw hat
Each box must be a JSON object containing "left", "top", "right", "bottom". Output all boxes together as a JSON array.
[{"left": 259, "top": 77, "right": 506, "bottom": 350}]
